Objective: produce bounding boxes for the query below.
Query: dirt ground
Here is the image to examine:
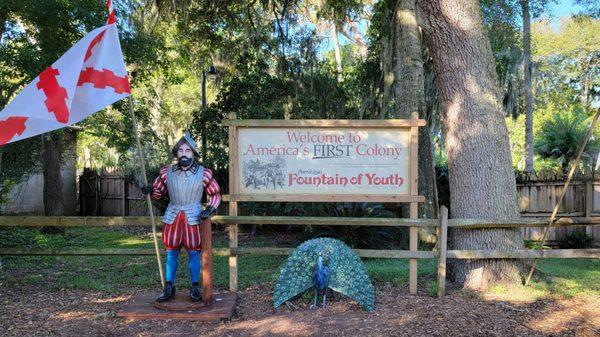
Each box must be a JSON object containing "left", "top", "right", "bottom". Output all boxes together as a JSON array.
[{"left": 0, "top": 283, "right": 598, "bottom": 337}]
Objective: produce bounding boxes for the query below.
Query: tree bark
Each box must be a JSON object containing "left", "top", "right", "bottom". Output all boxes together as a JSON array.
[
  {"left": 394, "top": 0, "right": 438, "bottom": 229},
  {"left": 0, "top": 1, "right": 9, "bottom": 39},
  {"left": 521, "top": 0, "right": 534, "bottom": 174},
  {"left": 41, "top": 133, "right": 64, "bottom": 232},
  {"left": 418, "top": 0, "right": 523, "bottom": 289},
  {"left": 580, "top": 68, "right": 591, "bottom": 107},
  {"left": 0, "top": 10, "right": 6, "bottom": 40},
  {"left": 331, "top": 21, "right": 343, "bottom": 82},
  {"left": 395, "top": 0, "right": 424, "bottom": 119},
  {"left": 381, "top": 33, "right": 395, "bottom": 119}
]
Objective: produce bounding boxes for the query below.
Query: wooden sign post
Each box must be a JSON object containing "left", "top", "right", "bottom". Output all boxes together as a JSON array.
[{"left": 225, "top": 118, "right": 426, "bottom": 294}]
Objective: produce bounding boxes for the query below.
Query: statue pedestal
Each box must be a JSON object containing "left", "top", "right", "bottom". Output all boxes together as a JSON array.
[
  {"left": 117, "top": 220, "right": 230, "bottom": 320},
  {"left": 154, "top": 293, "right": 210, "bottom": 311},
  {"left": 116, "top": 291, "right": 237, "bottom": 321}
]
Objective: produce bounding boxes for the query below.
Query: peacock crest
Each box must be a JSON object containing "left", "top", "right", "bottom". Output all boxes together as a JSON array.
[{"left": 273, "top": 237, "right": 375, "bottom": 311}]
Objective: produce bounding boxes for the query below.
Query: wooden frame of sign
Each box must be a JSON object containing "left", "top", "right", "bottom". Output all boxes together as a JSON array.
[{"left": 225, "top": 115, "right": 425, "bottom": 294}]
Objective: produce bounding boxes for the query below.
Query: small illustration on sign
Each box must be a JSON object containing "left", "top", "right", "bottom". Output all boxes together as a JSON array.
[{"left": 243, "top": 156, "right": 286, "bottom": 190}]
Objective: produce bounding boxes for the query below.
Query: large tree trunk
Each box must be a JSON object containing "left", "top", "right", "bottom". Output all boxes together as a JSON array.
[
  {"left": 394, "top": 0, "right": 438, "bottom": 230},
  {"left": 381, "top": 33, "right": 395, "bottom": 119},
  {"left": 418, "top": 0, "right": 523, "bottom": 289},
  {"left": 521, "top": 0, "right": 534, "bottom": 174},
  {"left": 41, "top": 133, "right": 64, "bottom": 233},
  {"left": 331, "top": 21, "right": 343, "bottom": 82},
  {"left": 0, "top": 8, "right": 7, "bottom": 39},
  {"left": 580, "top": 70, "right": 591, "bottom": 107},
  {"left": 395, "top": 0, "right": 424, "bottom": 119}
]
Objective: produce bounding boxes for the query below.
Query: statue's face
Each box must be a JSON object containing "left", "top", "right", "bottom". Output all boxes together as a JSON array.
[
  {"left": 177, "top": 143, "right": 194, "bottom": 168},
  {"left": 177, "top": 143, "right": 193, "bottom": 158}
]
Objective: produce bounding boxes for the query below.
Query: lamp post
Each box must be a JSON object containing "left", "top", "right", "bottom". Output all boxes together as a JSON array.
[{"left": 201, "top": 64, "right": 217, "bottom": 163}]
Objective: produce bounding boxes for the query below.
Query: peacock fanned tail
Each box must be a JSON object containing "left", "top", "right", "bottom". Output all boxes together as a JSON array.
[{"left": 273, "top": 237, "right": 375, "bottom": 311}]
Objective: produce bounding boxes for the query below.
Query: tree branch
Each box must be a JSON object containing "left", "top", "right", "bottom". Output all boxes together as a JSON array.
[{"left": 339, "top": 18, "right": 367, "bottom": 49}]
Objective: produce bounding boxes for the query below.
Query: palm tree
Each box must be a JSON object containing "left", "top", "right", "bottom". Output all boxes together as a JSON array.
[{"left": 535, "top": 109, "right": 600, "bottom": 172}]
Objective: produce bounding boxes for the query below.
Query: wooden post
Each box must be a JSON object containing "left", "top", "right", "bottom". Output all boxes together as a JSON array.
[
  {"left": 437, "top": 206, "right": 448, "bottom": 297},
  {"left": 228, "top": 112, "right": 239, "bottom": 292},
  {"left": 200, "top": 218, "right": 213, "bottom": 305},
  {"left": 409, "top": 205, "right": 418, "bottom": 294},
  {"left": 585, "top": 181, "right": 593, "bottom": 218},
  {"left": 409, "top": 126, "right": 419, "bottom": 295},
  {"left": 95, "top": 173, "right": 101, "bottom": 216},
  {"left": 122, "top": 179, "right": 129, "bottom": 216},
  {"left": 586, "top": 181, "right": 593, "bottom": 237},
  {"left": 229, "top": 204, "right": 238, "bottom": 292}
]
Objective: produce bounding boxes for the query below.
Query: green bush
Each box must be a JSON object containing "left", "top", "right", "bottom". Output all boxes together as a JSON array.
[
  {"left": 524, "top": 240, "right": 551, "bottom": 250},
  {"left": 302, "top": 202, "right": 406, "bottom": 249},
  {"left": 561, "top": 230, "right": 593, "bottom": 249},
  {"left": 0, "top": 179, "right": 16, "bottom": 215}
]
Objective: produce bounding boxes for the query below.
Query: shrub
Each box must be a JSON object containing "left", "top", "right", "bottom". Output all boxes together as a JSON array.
[
  {"left": 302, "top": 202, "right": 407, "bottom": 249},
  {"left": 561, "top": 230, "right": 593, "bottom": 249},
  {"left": 0, "top": 179, "right": 16, "bottom": 215}
]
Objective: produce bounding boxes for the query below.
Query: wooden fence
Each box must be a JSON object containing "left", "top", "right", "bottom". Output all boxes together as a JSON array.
[
  {"left": 79, "top": 167, "right": 158, "bottom": 216},
  {"left": 517, "top": 180, "right": 600, "bottom": 244},
  {"left": 1, "top": 209, "right": 599, "bottom": 297},
  {"left": 78, "top": 168, "right": 600, "bottom": 245}
]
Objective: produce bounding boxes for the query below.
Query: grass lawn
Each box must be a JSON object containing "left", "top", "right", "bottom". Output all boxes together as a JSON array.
[{"left": 0, "top": 227, "right": 597, "bottom": 300}]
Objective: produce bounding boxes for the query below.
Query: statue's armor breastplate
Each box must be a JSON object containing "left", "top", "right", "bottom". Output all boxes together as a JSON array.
[{"left": 163, "top": 165, "right": 204, "bottom": 225}]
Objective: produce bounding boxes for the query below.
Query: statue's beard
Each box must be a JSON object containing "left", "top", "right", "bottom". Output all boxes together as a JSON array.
[{"left": 178, "top": 156, "right": 193, "bottom": 167}]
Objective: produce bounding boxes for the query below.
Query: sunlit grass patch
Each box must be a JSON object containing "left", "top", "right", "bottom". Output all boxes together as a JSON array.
[
  {"left": 483, "top": 284, "right": 548, "bottom": 303},
  {"left": 481, "top": 258, "right": 600, "bottom": 303}
]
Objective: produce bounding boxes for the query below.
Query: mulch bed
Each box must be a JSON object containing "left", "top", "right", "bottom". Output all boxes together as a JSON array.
[{"left": 0, "top": 283, "right": 598, "bottom": 337}]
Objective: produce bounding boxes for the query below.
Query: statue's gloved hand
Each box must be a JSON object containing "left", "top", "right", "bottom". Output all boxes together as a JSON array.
[
  {"left": 200, "top": 205, "right": 216, "bottom": 220},
  {"left": 141, "top": 185, "right": 152, "bottom": 195}
]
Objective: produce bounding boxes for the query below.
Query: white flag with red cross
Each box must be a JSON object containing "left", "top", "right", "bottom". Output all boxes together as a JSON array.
[{"left": 0, "top": 10, "right": 129, "bottom": 145}]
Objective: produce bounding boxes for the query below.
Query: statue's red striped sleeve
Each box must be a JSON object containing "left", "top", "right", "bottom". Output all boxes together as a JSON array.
[
  {"left": 204, "top": 168, "right": 221, "bottom": 209},
  {"left": 150, "top": 165, "right": 169, "bottom": 199}
]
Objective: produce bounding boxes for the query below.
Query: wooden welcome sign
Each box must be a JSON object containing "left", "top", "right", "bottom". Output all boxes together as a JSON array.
[
  {"left": 223, "top": 117, "right": 426, "bottom": 294},
  {"left": 225, "top": 119, "right": 426, "bottom": 203}
]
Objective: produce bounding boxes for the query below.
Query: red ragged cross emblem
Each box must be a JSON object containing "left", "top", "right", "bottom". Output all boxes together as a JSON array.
[
  {"left": 0, "top": 116, "right": 28, "bottom": 145},
  {"left": 78, "top": 67, "right": 130, "bottom": 94},
  {"left": 37, "top": 66, "right": 71, "bottom": 124}
]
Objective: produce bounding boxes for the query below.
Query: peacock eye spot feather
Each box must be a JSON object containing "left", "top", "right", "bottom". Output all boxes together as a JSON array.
[{"left": 273, "top": 237, "right": 375, "bottom": 311}]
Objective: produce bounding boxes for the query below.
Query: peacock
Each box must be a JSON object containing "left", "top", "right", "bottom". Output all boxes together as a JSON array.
[{"left": 273, "top": 237, "right": 375, "bottom": 312}]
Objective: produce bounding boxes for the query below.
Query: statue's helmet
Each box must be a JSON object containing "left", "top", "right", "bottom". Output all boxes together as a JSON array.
[{"left": 171, "top": 131, "right": 201, "bottom": 159}]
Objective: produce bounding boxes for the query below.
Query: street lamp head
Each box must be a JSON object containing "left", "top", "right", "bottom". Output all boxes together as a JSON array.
[{"left": 208, "top": 66, "right": 218, "bottom": 82}]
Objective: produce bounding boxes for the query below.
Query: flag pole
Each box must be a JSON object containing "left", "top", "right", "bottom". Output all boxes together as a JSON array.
[
  {"left": 128, "top": 96, "right": 165, "bottom": 288},
  {"left": 525, "top": 107, "right": 600, "bottom": 286},
  {"left": 103, "top": 0, "right": 163, "bottom": 287}
]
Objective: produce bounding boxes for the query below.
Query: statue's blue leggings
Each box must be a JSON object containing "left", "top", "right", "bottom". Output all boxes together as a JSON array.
[{"left": 165, "top": 249, "right": 201, "bottom": 284}]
